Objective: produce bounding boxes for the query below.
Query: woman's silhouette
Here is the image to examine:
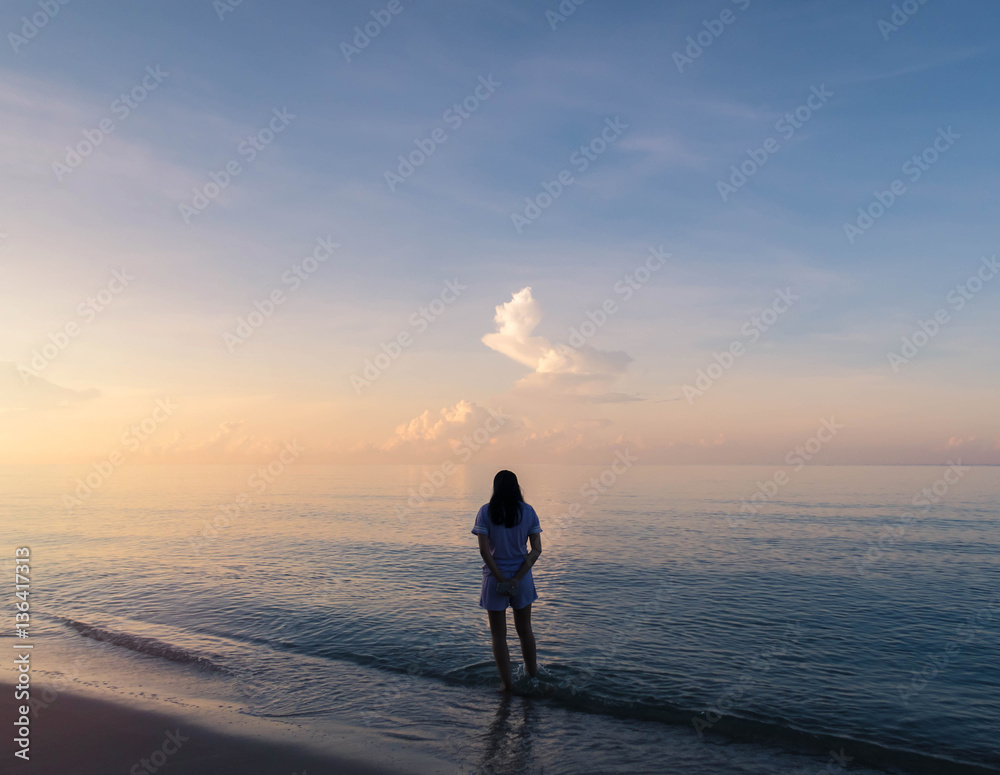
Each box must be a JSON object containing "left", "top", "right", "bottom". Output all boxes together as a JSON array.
[{"left": 471, "top": 470, "right": 543, "bottom": 691}]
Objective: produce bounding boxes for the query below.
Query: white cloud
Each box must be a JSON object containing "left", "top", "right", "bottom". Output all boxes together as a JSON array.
[
  {"left": 945, "top": 435, "right": 999, "bottom": 453},
  {"left": 377, "top": 399, "right": 516, "bottom": 455},
  {"left": 367, "top": 398, "right": 642, "bottom": 463},
  {"left": 481, "top": 286, "right": 634, "bottom": 400}
]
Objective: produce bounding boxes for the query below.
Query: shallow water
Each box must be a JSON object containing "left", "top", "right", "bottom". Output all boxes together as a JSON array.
[{"left": 3, "top": 463, "right": 999, "bottom": 773}]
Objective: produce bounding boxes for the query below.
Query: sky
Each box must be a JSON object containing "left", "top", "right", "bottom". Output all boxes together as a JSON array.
[{"left": 1, "top": 0, "right": 999, "bottom": 465}]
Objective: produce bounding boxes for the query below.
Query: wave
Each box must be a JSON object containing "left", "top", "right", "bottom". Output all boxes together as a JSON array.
[
  {"left": 549, "top": 689, "right": 1000, "bottom": 775},
  {"left": 53, "top": 616, "right": 231, "bottom": 674},
  {"left": 53, "top": 617, "right": 1000, "bottom": 775},
  {"left": 324, "top": 651, "right": 1000, "bottom": 775}
]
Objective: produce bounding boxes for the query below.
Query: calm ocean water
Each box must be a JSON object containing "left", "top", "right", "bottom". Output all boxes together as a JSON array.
[{"left": 3, "top": 463, "right": 998, "bottom": 774}]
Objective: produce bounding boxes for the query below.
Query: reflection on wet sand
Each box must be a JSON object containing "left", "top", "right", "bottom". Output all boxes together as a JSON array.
[{"left": 471, "top": 692, "right": 537, "bottom": 774}]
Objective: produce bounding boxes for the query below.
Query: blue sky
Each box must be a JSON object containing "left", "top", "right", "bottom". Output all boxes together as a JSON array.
[{"left": 2, "top": 0, "right": 999, "bottom": 464}]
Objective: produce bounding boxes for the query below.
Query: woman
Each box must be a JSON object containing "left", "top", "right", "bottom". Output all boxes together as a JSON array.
[{"left": 471, "top": 470, "right": 543, "bottom": 691}]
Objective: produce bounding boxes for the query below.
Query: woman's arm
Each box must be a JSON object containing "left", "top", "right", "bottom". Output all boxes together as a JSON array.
[
  {"left": 477, "top": 534, "right": 507, "bottom": 582},
  {"left": 510, "top": 533, "right": 542, "bottom": 586}
]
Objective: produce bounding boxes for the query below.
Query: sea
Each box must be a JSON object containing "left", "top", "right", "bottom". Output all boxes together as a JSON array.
[{"left": 2, "top": 463, "right": 998, "bottom": 774}]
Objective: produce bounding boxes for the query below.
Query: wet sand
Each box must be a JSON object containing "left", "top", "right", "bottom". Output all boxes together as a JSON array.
[{"left": 1, "top": 680, "right": 442, "bottom": 775}]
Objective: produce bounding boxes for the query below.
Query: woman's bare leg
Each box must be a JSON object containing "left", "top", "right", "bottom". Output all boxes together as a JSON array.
[
  {"left": 512, "top": 604, "right": 537, "bottom": 677},
  {"left": 487, "top": 609, "right": 513, "bottom": 690}
]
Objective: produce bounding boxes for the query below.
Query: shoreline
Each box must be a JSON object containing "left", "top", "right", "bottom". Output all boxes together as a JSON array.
[{"left": 1, "top": 680, "right": 447, "bottom": 775}]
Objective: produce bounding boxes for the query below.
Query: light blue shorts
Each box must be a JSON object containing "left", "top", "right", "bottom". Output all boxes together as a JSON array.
[{"left": 479, "top": 566, "right": 537, "bottom": 611}]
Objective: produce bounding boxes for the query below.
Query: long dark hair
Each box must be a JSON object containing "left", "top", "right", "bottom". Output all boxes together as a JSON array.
[{"left": 488, "top": 470, "right": 523, "bottom": 528}]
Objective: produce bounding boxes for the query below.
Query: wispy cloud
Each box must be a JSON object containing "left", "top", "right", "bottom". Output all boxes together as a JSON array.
[{"left": 0, "top": 363, "right": 99, "bottom": 411}]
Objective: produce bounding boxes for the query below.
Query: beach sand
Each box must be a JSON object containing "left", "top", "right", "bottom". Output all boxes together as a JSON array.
[{"left": 1, "top": 680, "right": 443, "bottom": 775}]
